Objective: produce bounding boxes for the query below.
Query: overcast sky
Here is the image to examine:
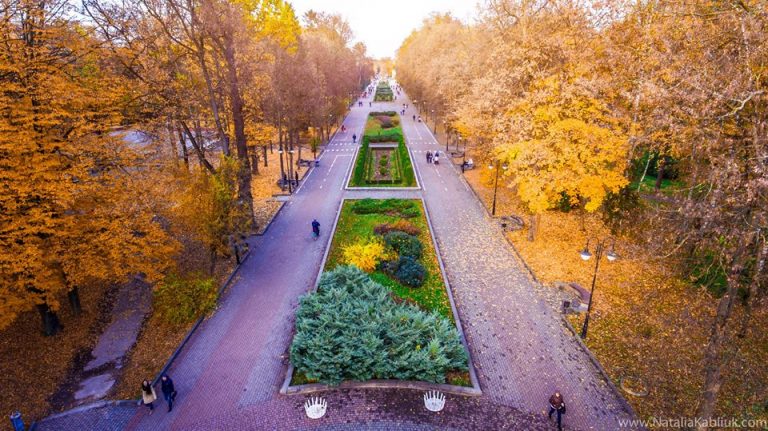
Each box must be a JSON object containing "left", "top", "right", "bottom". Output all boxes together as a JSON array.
[{"left": 289, "top": 0, "right": 480, "bottom": 59}]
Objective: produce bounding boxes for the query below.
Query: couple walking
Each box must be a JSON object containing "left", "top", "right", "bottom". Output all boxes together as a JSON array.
[
  {"left": 141, "top": 374, "right": 177, "bottom": 414},
  {"left": 426, "top": 150, "right": 440, "bottom": 164}
]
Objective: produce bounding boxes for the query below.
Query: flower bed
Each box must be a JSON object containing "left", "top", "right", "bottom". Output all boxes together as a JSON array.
[
  {"left": 288, "top": 199, "right": 472, "bottom": 388},
  {"left": 348, "top": 112, "right": 416, "bottom": 188}
]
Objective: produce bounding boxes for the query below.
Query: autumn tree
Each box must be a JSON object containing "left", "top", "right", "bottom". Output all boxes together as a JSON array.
[{"left": 0, "top": 0, "right": 176, "bottom": 335}]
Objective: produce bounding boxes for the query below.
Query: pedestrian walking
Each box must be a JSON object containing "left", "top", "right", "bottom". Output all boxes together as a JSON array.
[
  {"left": 426, "top": 150, "right": 432, "bottom": 163},
  {"left": 369, "top": 102, "right": 372, "bottom": 107},
  {"left": 548, "top": 392, "right": 566, "bottom": 431},
  {"left": 141, "top": 380, "right": 157, "bottom": 414},
  {"left": 160, "top": 374, "right": 177, "bottom": 412}
]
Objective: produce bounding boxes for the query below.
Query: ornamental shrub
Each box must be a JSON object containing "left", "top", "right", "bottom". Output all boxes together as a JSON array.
[
  {"left": 342, "top": 237, "right": 386, "bottom": 272},
  {"left": 351, "top": 198, "right": 418, "bottom": 217},
  {"left": 384, "top": 231, "right": 423, "bottom": 259},
  {"left": 154, "top": 272, "right": 218, "bottom": 324},
  {"left": 373, "top": 220, "right": 421, "bottom": 236},
  {"left": 290, "top": 266, "right": 467, "bottom": 385},
  {"left": 395, "top": 256, "right": 426, "bottom": 287}
]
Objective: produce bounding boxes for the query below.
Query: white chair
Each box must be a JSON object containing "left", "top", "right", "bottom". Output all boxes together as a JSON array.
[
  {"left": 304, "top": 396, "right": 327, "bottom": 419},
  {"left": 424, "top": 390, "right": 446, "bottom": 412}
]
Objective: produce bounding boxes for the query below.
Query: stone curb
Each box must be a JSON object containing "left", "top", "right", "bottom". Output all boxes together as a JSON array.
[
  {"left": 29, "top": 400, "right": 137, "bottom": 431},
  {"left": 459, "top": 174, "right": 642, "bottom": 425},
  {"left": 255, "top": 201, "right": 286, "bottom": 236},
  {"left": 280, "top": 197, "right": 482, "bottom": 397}
]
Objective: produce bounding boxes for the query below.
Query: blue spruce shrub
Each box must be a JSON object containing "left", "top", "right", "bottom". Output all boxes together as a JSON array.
[{"left": 289, "top": 266, "right": 467, "bottom": 385}]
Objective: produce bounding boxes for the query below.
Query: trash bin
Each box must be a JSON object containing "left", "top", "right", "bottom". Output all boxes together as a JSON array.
[{"left": 10, "top": 411, "right": 24, "bottom": 431}]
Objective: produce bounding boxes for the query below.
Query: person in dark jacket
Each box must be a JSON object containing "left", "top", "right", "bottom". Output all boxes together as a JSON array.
[
  {"left": 160, "top": 374, "right": 177, "bottom": 412},
  {"left": 548, "top": 391, "right": 566, "bottom": 431}
]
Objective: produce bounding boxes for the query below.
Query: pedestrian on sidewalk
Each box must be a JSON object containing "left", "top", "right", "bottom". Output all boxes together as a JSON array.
[
  {"left": 548, "top": 392, "right": 566, "bottom": 431},
  {"left": 160, "top": 374, "right": 177, "bottom": 412},
  {"left": 369, "top": 102, "right": 372, "bottom": 107},
  {"left": 141, "top": 380, "right": 157, "bottom": 414},
  {"left": 426, "top": 150, "right": 432, "bottom": 163}
]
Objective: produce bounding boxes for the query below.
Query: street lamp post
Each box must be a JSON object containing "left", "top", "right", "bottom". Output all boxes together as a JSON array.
[
  {"left": 488, "top": 160, "right": 508, "bottom": 216},
  {"left": 445, "top": 127, "right": 450, "bottom": 153},
  {"left": 578, "top": 237, "right": 618, "bottom": 339},
  {"left": 431, "top": 109, "right": 436, "bottom": 132}
]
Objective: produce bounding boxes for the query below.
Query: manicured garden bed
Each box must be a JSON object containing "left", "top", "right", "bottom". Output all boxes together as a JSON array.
[
  {"left": 289, "top": 199, "right": 471, "bottom": 387},
  {"left": 348, "top": 112, "right": 416, "bottom": 188},
  {"left": 374, "top": 81, "right": 394, "bottom": 101}
]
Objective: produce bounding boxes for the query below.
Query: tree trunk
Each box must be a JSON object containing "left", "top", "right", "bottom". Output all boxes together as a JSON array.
[
  {"left": 251, "top": 152, "right": 259, "bottom": 175},
  {"left": 68, "top": 286, "right": 82, "bottom": 315},
  {"left": 263, "top": 145, "right": 268, "bottom": 167},
  {"left": 180, "top": 121, "right": 215, "bottom": 174},
  {"left": 209, "top": 247, "right": 217, "bottom": 277},
  {"left": 194, "top": 35, "right": 230, "bottom": 156},
  {"left": 37, "top": 303, "right": 62, "bottom": 336},
  {"left": 167, "top": 122, "right": 179, "bottom": 165},
  {"left": 527, "top": 214, "right": 539, "bottom": 242},
  {"left": 637, "top": 155, "right": 651, "bottom": 192},
  {"left": 223, "top": 39, "right": 254, "bottom": 224},
  {"left": 739, "top": 237, "right": 766, "bottom": 338},
  {"left": 176, "top": 125, "right": 189, "bottom": 171},
  {"left": 654, "top": 157, "right": 665, "bottom": 191},
  {"left": 696, "top": 249, "right": 748, "bottom": 429}
]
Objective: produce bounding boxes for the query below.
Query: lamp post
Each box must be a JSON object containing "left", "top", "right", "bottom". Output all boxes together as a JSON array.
[
  {"left": 431, "top": 109, "right": 436, "bottom": 132},
  {"left": 488, "top": 160, "right": 508, "bottom": 216},
  {"left": 578, "top": 237, "right": 618, "bottom": 339},
  {"left": 456, "top": 135, "right": 461, "bottom": 153},
  {"left": 445, "top": 126, "right": 450, "bottom": 153}
]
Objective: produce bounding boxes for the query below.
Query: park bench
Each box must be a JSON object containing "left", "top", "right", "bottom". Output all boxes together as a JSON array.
[
  {"left": 499, "top": 214, "right": 524, "bottom": 231},
  {"left": 557, "top": 282, "right": 590, "bottom": 313},
  {"left": 298, "top": 158, "right": 319, "bottom": 167}
]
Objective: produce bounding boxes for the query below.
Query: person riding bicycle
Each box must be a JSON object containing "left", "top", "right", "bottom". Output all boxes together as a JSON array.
[{"left": 311, "top": 219, "right": 320, "bottom": 238}]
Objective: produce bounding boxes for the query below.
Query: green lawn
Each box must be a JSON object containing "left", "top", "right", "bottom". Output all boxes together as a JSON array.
[
  {"left": 325, "top": 200, "right": 452, "bottom": 319},
  {"left": 348, "top": 112, "right": 416, "bottom": 188},
  {"left": 631, "top": 175, "right": 685, "bottom": 194}
]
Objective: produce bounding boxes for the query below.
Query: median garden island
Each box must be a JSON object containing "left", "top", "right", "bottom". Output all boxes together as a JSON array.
[
  {"left": 289, "top": 199, "right": 471, "bottom": 387},
  {"left": 348, "top": 111, "right": 417, "bottom": 188},
  {"left": 374, "top": 81, "right": 394, "bottom": 101}
]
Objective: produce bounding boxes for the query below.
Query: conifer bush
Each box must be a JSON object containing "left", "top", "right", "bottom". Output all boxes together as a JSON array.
[
  {"left": 290, "top": 266, "right": 467, "bottom": 385},
  {"left": 394, "top": 256, "right": 427, "bottom": 287},
  {"left": 384, "top": 231, "right": 423, "bottom": 259}
]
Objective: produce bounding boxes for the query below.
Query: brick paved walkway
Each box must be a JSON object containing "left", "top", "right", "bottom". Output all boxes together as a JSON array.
[{"left": 36, "top": 83, "right": 637, "bottom": 431}]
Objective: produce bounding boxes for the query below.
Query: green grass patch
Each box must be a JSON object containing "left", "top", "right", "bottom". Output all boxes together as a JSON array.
[
  {"left": 348, "top": 111, "right": 416, "bottom": 187},
  {"left": 325, "top": 200, "right": 452, "bottom": 319},
  {"left": 631, "top": 175, "right": 686, "bottom": 195}
]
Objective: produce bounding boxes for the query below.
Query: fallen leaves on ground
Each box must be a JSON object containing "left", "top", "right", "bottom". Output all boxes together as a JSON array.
[{"left": 463, "top": 168, "right": 768, "bottom": 422}]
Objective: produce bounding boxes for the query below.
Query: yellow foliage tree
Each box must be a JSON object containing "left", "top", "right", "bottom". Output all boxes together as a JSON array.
[
  {"left": 0, "top": 0, "right": 177, "bottom": 335},
  {"left": 496, "top": 70, "right": 629, "bottom": 240},
  {"left": 342, "top": 238, "right": 386, "bottom": 273}
]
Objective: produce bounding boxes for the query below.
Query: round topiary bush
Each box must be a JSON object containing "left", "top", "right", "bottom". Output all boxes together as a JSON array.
[
  {"left": 384, "top": 231, "right": 423, "bottom": 259},
  {"left": 395, "top": 256, "right": 426, "bottom": 287}
]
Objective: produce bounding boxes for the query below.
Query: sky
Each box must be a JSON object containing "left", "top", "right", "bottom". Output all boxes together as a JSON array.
[{"left": 288, "top": 0, "right": 480, "bottom": 59}]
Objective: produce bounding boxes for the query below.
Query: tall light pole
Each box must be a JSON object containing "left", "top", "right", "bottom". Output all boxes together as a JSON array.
[
  {"left": 578, "top": 237, "right": 618, "bottom": 339},
  {"left": 488, "top": 160, "right": 508, "bottom": 216}
]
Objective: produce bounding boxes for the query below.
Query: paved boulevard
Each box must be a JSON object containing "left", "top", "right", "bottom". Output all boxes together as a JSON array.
[{"left": 41, "top": 86, "right": 637, "bottom": 431}]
